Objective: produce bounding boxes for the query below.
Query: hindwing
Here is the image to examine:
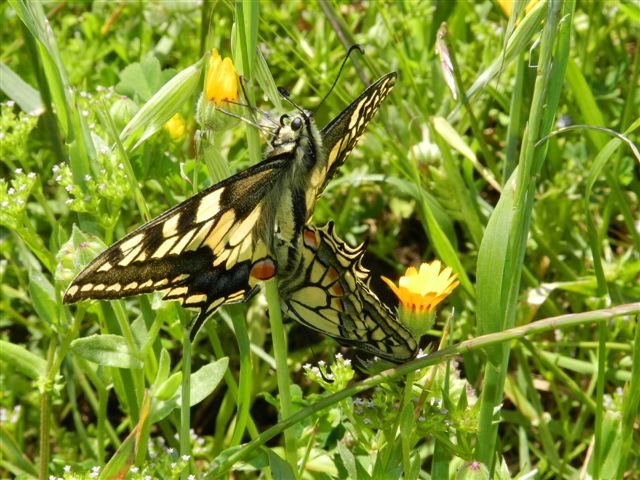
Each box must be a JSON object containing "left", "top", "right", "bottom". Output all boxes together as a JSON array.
[{"left": 278, "top": 222, "right": 418, "bottom": 363}]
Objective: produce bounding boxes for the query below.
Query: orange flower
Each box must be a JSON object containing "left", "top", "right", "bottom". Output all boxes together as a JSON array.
[
  {"left": 204, "top": 49, "right": 238, "bottom": 106},
  {"left": 382, "top": 261, "right": 459, "bottom": 315}
]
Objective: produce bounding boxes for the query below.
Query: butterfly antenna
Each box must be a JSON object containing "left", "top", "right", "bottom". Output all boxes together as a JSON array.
[
  {"left": 313, "top": 44, "right": 365, "bottom": 115},
  {"left": 276, "top": 44, "right": 365, "bottom": 117},
  {"left": 277, "top": 85, "right": 307, "bottom": 117}
]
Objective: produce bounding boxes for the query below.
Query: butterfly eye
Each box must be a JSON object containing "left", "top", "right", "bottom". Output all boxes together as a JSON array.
[{"left": 291, "top": 117, "right": 303, "bottom": 131}]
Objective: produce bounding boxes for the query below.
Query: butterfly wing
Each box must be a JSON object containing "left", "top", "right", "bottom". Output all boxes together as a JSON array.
[
  {"left": 63, "top": 159, "right": 286, "bottom": 335},
  {"left": 319, "top": 72, "right": 396, "bottom": 192},
  {"left": 278, "top": 222, "right": 417, "bottom": 363}
]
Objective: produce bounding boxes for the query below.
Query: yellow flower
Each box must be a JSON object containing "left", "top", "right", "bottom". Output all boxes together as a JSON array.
[
  {"left": 204, "top": 48, "right": 238, "bottom": 106},
  {"left": 164, "top": 113, "right": 185, "bottom": 139},
  {"left": 383, "top": 261, "right": 459, "bottom": 314},
  {"left": 496, "top": 0, "right": 538, "bottom": 18},
  {"left": 382, "top": 261, "right": 459, "bottom": 338}
]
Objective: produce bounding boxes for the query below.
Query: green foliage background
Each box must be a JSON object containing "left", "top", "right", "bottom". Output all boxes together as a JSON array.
[{"left": 1, "top": 1, "right": 639, "bottom": 479}]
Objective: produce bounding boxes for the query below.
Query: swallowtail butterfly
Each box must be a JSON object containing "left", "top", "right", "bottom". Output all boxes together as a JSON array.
[{"left": 63, "top": 70, "right": 411, "bottom": 360}]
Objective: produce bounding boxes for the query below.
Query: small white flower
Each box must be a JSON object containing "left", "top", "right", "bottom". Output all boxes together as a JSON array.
[{"left": 15, "top": 168, "right": 23, "bottom": 175}]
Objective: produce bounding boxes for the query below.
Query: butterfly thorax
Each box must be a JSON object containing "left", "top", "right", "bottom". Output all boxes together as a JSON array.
[{"left": 259, "top": 111, "right": 328, "bottom": 271}]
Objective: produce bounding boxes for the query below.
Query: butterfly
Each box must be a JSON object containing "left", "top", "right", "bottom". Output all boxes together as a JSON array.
[
  {"left": 63, "top": 70, "right": 400, "bottom": 354},
  {"left": 278, "top": 222, "right": 417, "bottom": 362}
]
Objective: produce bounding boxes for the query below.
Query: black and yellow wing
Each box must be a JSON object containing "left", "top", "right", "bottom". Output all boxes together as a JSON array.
[
  {"left": 278, "top": 222, "right": 418, "bottom": 363},
  {"left": 319, "top": 73, "right": 396, "bottom": 193},
  {"left": 63, "top": 160, "right": 285, "bottom": 335}
]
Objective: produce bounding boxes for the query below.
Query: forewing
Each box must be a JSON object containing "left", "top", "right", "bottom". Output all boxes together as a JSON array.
[
  {"left": 278, "top": 222, "right": 417, "bottom": 363},
  {"left": 63, "top": 160, "right": 285, "bottom": 334},
  {"left": 319, "top": 72, "right": 396, "bottom": 191}
]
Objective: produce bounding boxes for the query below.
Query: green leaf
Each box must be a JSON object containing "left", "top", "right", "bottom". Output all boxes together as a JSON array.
[
  {"left": 70, "top": 334, "right": 143, "bottom": 369},
  {"left": 0, "top": 62, "right": 43, "bottom": 115},
  {"left": 119, "top": 58, "right": 203, "bottom": 151},
  {"left": 268, "top": 449, "right": 296, "bottom": 480},
  {"left": 154, "top": 372, "right": 182, "bottom": 401},
  {"left": 186, "top": 358, "right": 228, "bottom": 404},
  {"left": 0, "top": 425, "right": 38, "bottom": 477},
  {"left": 337, "top": 441, "right": 358, "bottom": 480},
  {"left": 0, "top": 340, "right": 46, "bottom": 379},
  {"left": 116, "top": 55, "right": 176, "bottom": 102},
  {"left": 149, "top": 357, "right": 228, "bottom": 422},
  {"left": 28, "top": 268, "right": 57, "bottom": 327}
]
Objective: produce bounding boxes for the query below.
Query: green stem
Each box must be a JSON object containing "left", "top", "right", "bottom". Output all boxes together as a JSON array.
[
  {"left": 181, "top": 328, "right": 192, "bottom": 478},
  {"left": 264, "top": 278, "right": 297, "bottom": 473},
  {"left": 230, "top": 311, "right": 252, "bottom": 446}
]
